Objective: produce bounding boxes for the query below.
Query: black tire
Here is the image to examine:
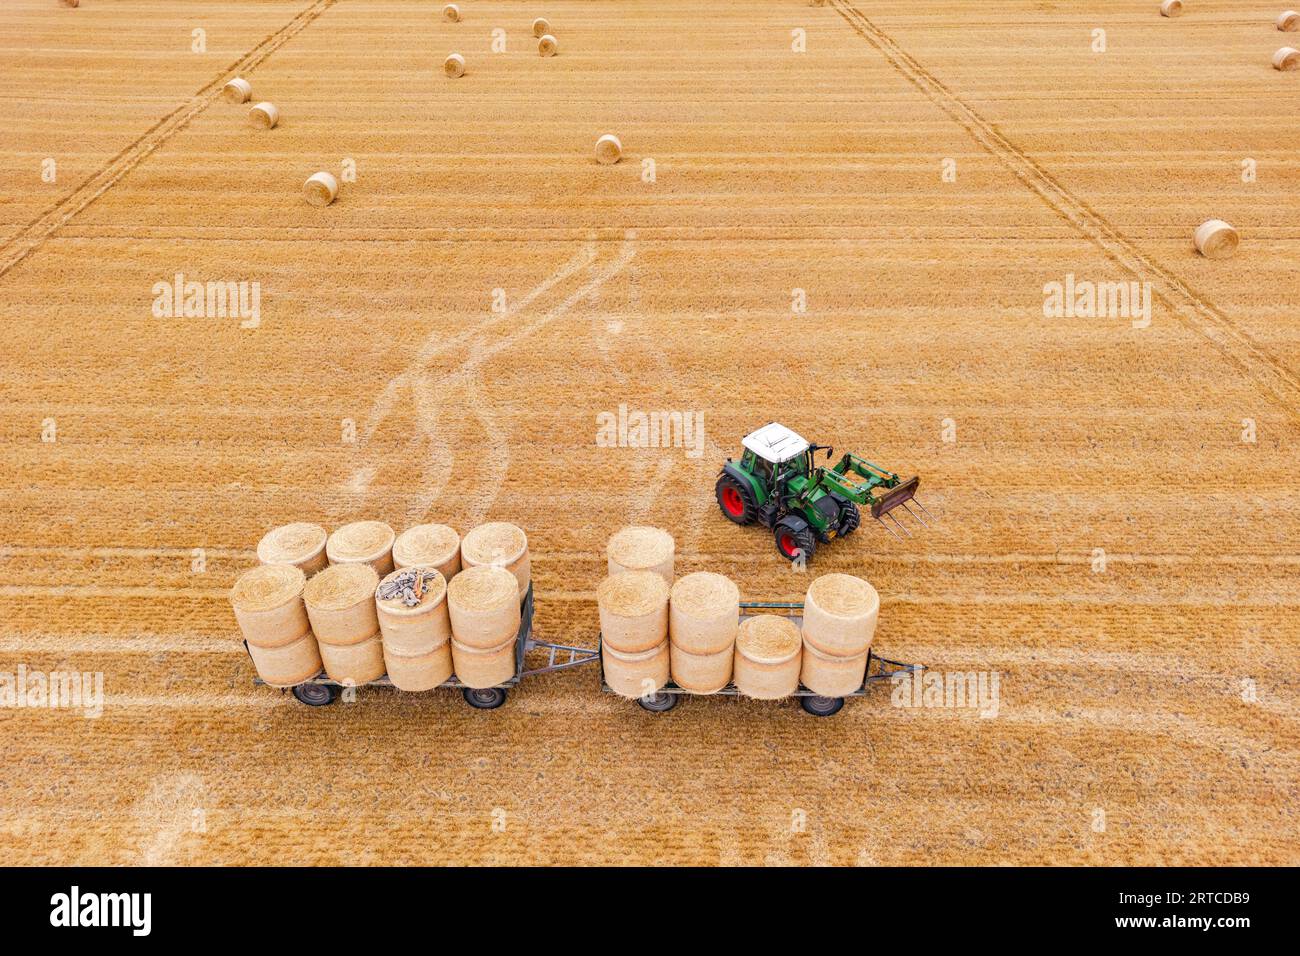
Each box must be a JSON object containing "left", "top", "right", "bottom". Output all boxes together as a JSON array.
[
  {"left": 774, "top": 518, "right": 816, "bottom": 563},
  {"left": 716, "top": 473, "right": 758, "bottom": 525},
  {"left": 800, "top": 695, "right": 844, "bottom": 717},
  {"left": 292, "top": 683, "right": 338, "bottom": 707},
  {"left": 463, "top": 687, "right": 508, "bottom": 710},
  {"left": 637, "top": 691, "right": 679, "bottom": 713},
  {"left": 837, "top": 500, "right": 861, "bottom": 537}
]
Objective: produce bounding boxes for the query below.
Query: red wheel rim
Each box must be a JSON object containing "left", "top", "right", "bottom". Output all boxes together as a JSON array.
[
  {"left": 722, "top": 486, "right": 744, "bottom": 517},
  {"left": 779, "top": 533, "right": 798, "bottom": 556}
]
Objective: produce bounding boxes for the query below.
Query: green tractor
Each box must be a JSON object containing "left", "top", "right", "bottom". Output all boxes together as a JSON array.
[{"left": 715, "top": 422, "right": 930, "bottom": 562}]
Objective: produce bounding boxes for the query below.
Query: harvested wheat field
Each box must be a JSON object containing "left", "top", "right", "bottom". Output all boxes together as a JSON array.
[{"left": 0, "top": 0, "right": 1297, "bottom": 866}]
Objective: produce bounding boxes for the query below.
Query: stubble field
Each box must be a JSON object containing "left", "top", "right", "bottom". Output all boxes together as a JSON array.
[{"left": 0, "top": 0, "right": 1297, "bottom": 865}]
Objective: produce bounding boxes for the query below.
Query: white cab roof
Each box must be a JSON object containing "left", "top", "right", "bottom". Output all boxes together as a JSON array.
[{"left": 742, "top": 423, "right": 809, "bottom": 464}]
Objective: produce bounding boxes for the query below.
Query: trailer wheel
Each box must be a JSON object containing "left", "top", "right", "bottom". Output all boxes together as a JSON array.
[
  {"left": 292, "top": 683, "right": 338, "bottom": 707},
  {"left": 800, "top": 695, "right": 844, "bottom": 717},
  {"left": 637, "top": 691, "right": 678, "bottom": 713},
  {"left": 463, "top": 687, "right": 507, "bottom": 710}
]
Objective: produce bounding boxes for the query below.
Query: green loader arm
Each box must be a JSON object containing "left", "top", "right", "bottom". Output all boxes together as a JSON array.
[{"left": 822, "top": 453, "right": 921, "bottom": 519}]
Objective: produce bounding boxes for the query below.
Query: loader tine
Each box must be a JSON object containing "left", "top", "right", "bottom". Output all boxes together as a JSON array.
[
  {"left": 886, "top": 512, "right": 913, "bottom": 538},
  {"left": 902, "top": 501, "right": 928, "bottom": 527},
  {"left": 875, "top": 517, "right": 903, "bottom": 541},
  {"left": 912, "top": 498, "right": 935, "bottom": 521}
]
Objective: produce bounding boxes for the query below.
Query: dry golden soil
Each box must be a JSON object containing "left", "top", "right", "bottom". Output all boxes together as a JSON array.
[{"left": 0, "top": 0, "right": 1296, "bottom": 864}]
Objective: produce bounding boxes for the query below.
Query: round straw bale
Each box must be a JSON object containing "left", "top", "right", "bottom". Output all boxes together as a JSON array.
[
  {"left": 444, "top": 3, "right": 461, "bottom": 22},
  {"left": 222, "top": 78, "right": 252, "bottom": 104},
  {"left": 598, "top": 571, "right": 670, "bottom": 654},
  {"left": 445, "top": 52, "right": 466, "bottom": 78},
  {"left": 256, "top": 522, "right": 328, "bottom": 575},
  {"left": 376, "top": 567, "right": 451, "bottom": 657},
  {"left": 801, "top": 573, "right": 879, "bottom": 657},
  {"left": 800, "top": 640, "right": 868, "bottom": 698},
  {"left": 460, "top": 522, "right": 530, "bottom": 600},
  {"left": 303, "top": 562, "right": 381, "bottom": 645},
  {"left": 670, "top": 642, "right": 733, "bottom": 694},
  {"left": 1279, "top": 11, "right": 1300, "bottom": 31},
  {"left": 538, "top": 34, "right": 558, "bottom": 57},
  {"left": 533, "top": 17, "right": 550, "bottom": 37},
  {"left": 595, "top": 133, "right": 623, "bottom": 165},
  {"left": 669, "top": 571, "right": 739, "bottom": 655},
  {"left": 230, "top": 563, "right": 309, "bottom": 649},
  {"left": 319, "top": 633, "right": 386, "bottom": 685},
  {"left": 602, "top": 640, "right": 669, "bottom": 698},
  {"left": 384, "top": 641, "right": 452, "bottom": 692},
  {"left": 247, "top": 632, "right": 322, "bottom": 687},
  {"left": 247, "top": 102, "right": 279, "bottom": 129},
  {"left": 450, "top": 635, "right": 516, "bottom": 688},
  {"left": 393, "top": 523, "right": 461, "bottom": 578},
  {"left": 303, "top": 171, "right": 338, "bottom": 207},
  {"left": 1160, "top": 0, "right": 1184, "bottom": 17},
  {"left": 447, "top": 564, "right": 521, "bottom": 649},
  {"left": 734, "top": 614, "right": 802, "bottom": 700},
  {"left": 61, "top": 0, "right": 80, "bottom": 7},
  {"left": 326, "top": 520, "right": 395, "bottom": 576},
  {"left": 1273, "top": 45, "right": 1300, "bottom": 69},
  {"left": 606, "top": 525, "right": 674, "bottom": 584},
  {"left": 1193, "top": 219, "right": 1239, "bottom": 259}
]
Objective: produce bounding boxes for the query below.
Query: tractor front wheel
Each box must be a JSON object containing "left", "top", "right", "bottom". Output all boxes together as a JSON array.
[
  {"left": 716, "top": 474, "right": 757, "bottom": 525},
  {"left": 774, "top": 520, "right": 816, "bottom": 563},
  {"left": 838, "top": 500, "right": 861, "bottom": 537}
]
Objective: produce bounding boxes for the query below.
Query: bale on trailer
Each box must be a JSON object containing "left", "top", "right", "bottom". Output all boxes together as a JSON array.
[
  {"left": 606, "top": 525, "right": 674, "bottom": 584},
  {"left": 375, "top": 567, "right": 451, "bottom": 656},
  {"left": 392, "top": 523, "right": 460, "bottom": 577},
  {"left": 603, "top": 640, "right": 669, "bottom": 698},
  {"left": 256, "top": 522, "right": 328, "bottom": 575},
  {"left": 800, "top": 641, "right": 869, "bottom": 698},
  {"left": 326, "top": 520, "right": 396, "bottom": 576},
  {"left": 247, "top": 633, "right": 322, "bottom": 688},
  {"left": 801, "top": 573, "right": 879, "bottom": 657},
  {"left": 384, "top": 642, "right": 452, "bottom": 692},
  {"left": 669, "top": 642, "right": 733, "bottom": 694},
  {"left": 319, "top": 633, "right": 386, "bottom": 685},
  {"left": 598, "top": 571, "right": 669, "bottom": 654},
  {"left": 461, "top": 522, "right": 530, "bottom": 600},
  {"left": 447, "top": 565, "right": 520, "bottom": 649},
  {"left": 669, "top": 572, "right": 739, "bottom": 655},
  {"left": 303, "top": 563, "right": 381, "bottom": 645},
  {"left": 230, "top": 563, "right": 310, "bottom": 648},
  {"left": 451, "top": 636, "right": 515, "bottom": 688},
  {"left": 734, "top": 614, "right": 802, "bottom": 700}
]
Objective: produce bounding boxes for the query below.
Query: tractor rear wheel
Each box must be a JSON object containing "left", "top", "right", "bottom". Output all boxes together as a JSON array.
[
  {"left": 716, "top": 474, "right": 757, "bottom": 525},
  {"left": 774, "top": 519, "right": 816, "bottom": 563},
  {"left": 838, "top": 500, "right": 861, "bottom": 537}
]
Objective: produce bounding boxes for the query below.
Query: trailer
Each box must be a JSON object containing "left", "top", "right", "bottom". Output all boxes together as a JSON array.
[
  {"left": 599, "top": 600, "right": 922, "bottom": 717},
  {"left": 248, "top": 584, "right": 600, "bottom": 710}
]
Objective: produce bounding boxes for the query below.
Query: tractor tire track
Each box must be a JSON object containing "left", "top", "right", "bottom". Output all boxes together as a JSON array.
[
  {"left": 0, "top": 0, "right": 339, "bottom": 281},
  {"left": 830, "top": 0, "right": 1300, "bottom": 425}
]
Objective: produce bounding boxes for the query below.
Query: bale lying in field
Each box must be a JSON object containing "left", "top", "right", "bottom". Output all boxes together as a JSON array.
[
  {"left": 595, "top": 133, "right": 622, "bottom": 164},
  {"left": 1273, "top": 46, "right": 1300, "bottom": 69},
  {"left": 445, "top": 53, "right": 466, "bottom": 78},
  {"left": 444, "top": 3, "right": 460, "bottom": 22},
  {"left": 1278, "top": 11, "right": 1299, "bottom": 31},
  {"left": 539, "top": 34, "right": 558, "bottom": 57},
  {"left": 247, "top": 102, "right": 279, "bottom": 129},
  {"left": 1194, "top": 219, "right": 1239, "bottom": 259},
  {"left": 1160, "top": 0, "right": 1184, "bottom": 18},
  {"left": 222, "top": 78, "right": 252, "bottom": 104},
  {"left": 533, "top": 17, "right": 550, "bottom": 37},
  {"left": 303, "top": 171, "right": 339, "bottom": 207}
]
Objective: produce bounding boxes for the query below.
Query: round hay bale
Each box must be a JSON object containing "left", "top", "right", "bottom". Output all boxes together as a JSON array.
[
  {"left": 444, "top": 3, "right": 461, "bottom": 22},
  {"left": 595, "top": 133, "right": 622, "bottom": 165},
  {"left": 460, "top": 522, "right": 530, "bottom": 600},
  {"left": 533, "top": 17, "right": 550, "bottom": 37},
  {"left": 538, "top": 34, "right": 558, "bottom": 57},
  {"left": 230, "top": 563, "right": 309, "bottom": 649},
  {"left": 61, "top": 0, "right": 80, "bottom": 7},
  {"left": 384, "top": 641, "right": 452, "bottom": 692},
  {"left": 669, "top": 572, "right": 739, "bottom": 655},
  {"left": 247, "top": 102, "right": 279, "bottom": 129},
  {"left": 247, "top": 632, "right": 322, "bottom": 687},
  {"left": 303, "top": 171, "right": 338, "bottom": 207},
  {"left": 602, "top": 639, "right": 669, "bottom": 698},
  {"left": 450, "top": 635, "right": 516, "bottom": 688},
  {"left": 256, "top": 522, "right": 327, "bottom": 575},
  {"left": 1279, "top": 10, "right": 1300, "bottom": 31},
  {"left": 326, "top": 520, "right": 395, "bottom": 576},
  {"left": 393, "top": 523, "right": 461, "bottom": 578},
  {"left": 222, "top": 78, "right": 252, "bottom": 104},
  {"left": 303, "top": 563, "right": 381, "bottom": 646},
  {"left": 669, "top": 642, "right": 733, "bottom": 694},
  {"left": 598, "top": 571, "right": 669, "bottom": 654},
  {"left": 1193, "top": 219, "right": 1239, "bottom": 259},
  {"left": 606, "top": 525, "right": 674, "bottom": 584},
  {"left": 445, "top": 52, "right": 466, "bottom": 78},
  {"left": 1160, "top": 0, "right": 1184, "bottom": 17},
  {"left": 801, "top": 573, "right": 879, "bottom": 657},
  {"left": 446, "top": 564, "right": 521, "bottom": 649},
  {"left": 734, "top": 614, "right": 802, "bottom": 700},
  {"left": 1273, "top": 45, "right": 1300, "bottom": 69},
  {"left": 376, "top": 567, "right": 451, "bottom": 657},
  {"left": 800, "top": 640, "right": 868, "bottom": 697},
  {"left": 319, "top": 633, "right": 386, "bottom": 685}
]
